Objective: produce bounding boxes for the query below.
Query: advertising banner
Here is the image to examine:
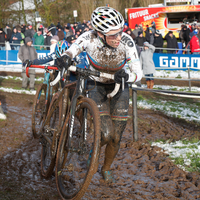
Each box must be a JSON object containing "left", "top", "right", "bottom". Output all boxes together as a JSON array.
[
  {"left": 0, "top": 50, "right": 50, "bottom": 65},
  {"left": 153, "top": 53, "right": 200, "bottom": 70},
  {"left": 127, "top": 4, "right": 200, "bottom": 36}
]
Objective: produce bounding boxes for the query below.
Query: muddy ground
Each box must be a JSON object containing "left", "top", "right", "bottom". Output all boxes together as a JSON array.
[{"left": 0, "top": 72, "right": 200, "bottom": 200}]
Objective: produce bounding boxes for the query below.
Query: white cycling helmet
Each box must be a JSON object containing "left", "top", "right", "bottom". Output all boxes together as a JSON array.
[{"left": 91, "top": 7, "right": 124, "bottom": 34}]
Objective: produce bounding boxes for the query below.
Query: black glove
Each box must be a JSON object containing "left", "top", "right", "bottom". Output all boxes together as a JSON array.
[
  {"left": 114, "top": 69, "right": 129, "bottom": 84},
  {"left": 56, "top": 54, "right": 72, "bottom": 71},
  {"left": 23, "top": 59, "right": 32, "bottom": 67}
]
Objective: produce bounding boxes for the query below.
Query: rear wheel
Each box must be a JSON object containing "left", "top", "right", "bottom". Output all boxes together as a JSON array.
[
  {"left": 55, "top": 97, "right": 101, "bottom": 200},
  {"left": 32, "top": 83, "right": 49, "bottom": 139},
  {"left": 41, "top": 92, "right": 62, "bottom": 178}
]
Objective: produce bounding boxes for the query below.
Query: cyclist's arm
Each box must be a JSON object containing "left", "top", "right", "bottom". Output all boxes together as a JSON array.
[
  {"left": 124, "top": 37, "right": 143, "bottom": 83},
  {"left": 32, "top": 52, "right": 56, "bottom": 65},
  {"left": 62, "top": 31, "right": 90, "bottom": 59}
]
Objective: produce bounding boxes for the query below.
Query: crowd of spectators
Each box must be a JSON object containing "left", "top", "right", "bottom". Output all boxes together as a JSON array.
[
  {"left": 0, "top": 20, "right": 93, "bottom": 50},
  {"left": 0, "top": 19, "right": 200, "bottom": 54},
  {"left": 124, "top": 20, "right": 200, "bottom": 54}
]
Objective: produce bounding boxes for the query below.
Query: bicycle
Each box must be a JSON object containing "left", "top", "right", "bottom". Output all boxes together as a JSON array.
[
  {"left": 51, "top": 66, "right": 120, "bottom": 200},
  {"left": 26, "top": 64, "right": 71, "bottom": 177},
  {"left": 27, "top": 64, "right": 120, "bottom": 195},
  {"left": 28, "top": 65, "right": 58, "bottom": 139}
]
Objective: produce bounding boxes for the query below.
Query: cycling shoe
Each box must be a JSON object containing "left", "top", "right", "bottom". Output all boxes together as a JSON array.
[{"left": 101, "top": 169, "right": 115, "bottom": 183}]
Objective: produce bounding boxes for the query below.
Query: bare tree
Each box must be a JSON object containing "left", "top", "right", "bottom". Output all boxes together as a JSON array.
[{"left": 21, "top": 0, "right": 27, "bottom": 24}]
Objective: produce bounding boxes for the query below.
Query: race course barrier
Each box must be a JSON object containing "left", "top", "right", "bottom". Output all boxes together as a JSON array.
[{"left": 0, "top": 50, "right": 200, "bottom": 70}]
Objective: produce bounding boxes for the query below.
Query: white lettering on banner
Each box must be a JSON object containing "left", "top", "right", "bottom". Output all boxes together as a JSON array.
[
  {"left": 160, "top": 56, "right": 168, "bottom": 67},
  {"left": 144, "top": 13, "right": 159, "bottom": 21},
  {"left": 129, "top": 9, "right": 149, "bottom": 19},
  {"left": 170, "top": 57, "right": 178, "bottom": 67},
  {"left": 180, "top": 57, "right": 190, "bottom": 68},
  {"left": 159, "top": 56, "right": 200, "bottom": 69},
  {"left": 38, "top": 53, "right": 47, "bottom": 58},
  {"left": 191, "top": 57, "right": 200, "bottom": 68}
]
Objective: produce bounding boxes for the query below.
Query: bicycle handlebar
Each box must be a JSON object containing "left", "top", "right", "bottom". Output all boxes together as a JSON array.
[
  {"left": 26, "top": 64, "right": 121, "bottom": 98},
  {"left": 26, "top": 64, "right": 58, "bottom": 77},
  {"left": 50, "top": 66, "right": 120, "bottom": 98}
]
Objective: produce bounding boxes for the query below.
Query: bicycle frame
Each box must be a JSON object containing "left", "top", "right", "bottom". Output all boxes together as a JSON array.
[{"left": 67, "top": 75, "right": 87, "bottom": 152}]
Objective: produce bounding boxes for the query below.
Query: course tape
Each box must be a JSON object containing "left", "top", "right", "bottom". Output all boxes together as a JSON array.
[{"left": 131, "top": 86, "right": 200, "bottom": 98}]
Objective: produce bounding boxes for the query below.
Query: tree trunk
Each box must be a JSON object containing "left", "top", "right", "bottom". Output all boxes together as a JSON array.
[{"left": 21, "top": 0, "right": 27, "bottom": 24}]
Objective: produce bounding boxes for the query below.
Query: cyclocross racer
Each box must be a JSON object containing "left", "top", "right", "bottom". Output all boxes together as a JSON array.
[{"left": 57, "top": 6, "right": 143, "bottom": 183}]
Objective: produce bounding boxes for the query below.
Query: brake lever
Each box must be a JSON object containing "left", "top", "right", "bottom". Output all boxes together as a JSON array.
[
  {"left": 61, "top": 67, "right": 65, "bottom": 79},
  {"left": 122, "top": 78, "right": 124, "bottom": 91}
]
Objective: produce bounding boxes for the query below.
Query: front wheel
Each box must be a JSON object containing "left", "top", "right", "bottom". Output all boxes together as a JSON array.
[{"left": 55, "top": 97, "right": 101, "bottom": 200}]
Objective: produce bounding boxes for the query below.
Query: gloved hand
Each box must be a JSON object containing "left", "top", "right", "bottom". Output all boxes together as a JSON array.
[
  {"left": 23, "top": 59, "right": 32, "bottom": 67},
  {"left": 114, "top": 69, "right": 129, "bottom": 84},
  {"left": 56, "top": 54, "right": 72, "bottom": 71}
]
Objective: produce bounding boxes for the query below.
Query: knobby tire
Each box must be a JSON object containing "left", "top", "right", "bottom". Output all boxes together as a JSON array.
[
  {"left": 55, "top": 97, "right": 101, "bottom": 200},
  {"left": 32, "top": 83, "right": 49, "bottom": 139}
]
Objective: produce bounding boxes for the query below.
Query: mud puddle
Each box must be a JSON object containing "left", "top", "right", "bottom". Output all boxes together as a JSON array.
[{"left": 0, "top": 92, "right": 200, "bottom": 199}]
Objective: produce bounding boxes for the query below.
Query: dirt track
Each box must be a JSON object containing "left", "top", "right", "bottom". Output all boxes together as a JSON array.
[{"left": 0, "top": 76, "right": 200, "bottom": 199}]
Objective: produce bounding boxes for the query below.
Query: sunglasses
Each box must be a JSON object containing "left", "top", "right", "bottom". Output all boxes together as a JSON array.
[{"left": 105, "top": 29, "right": 123, "bottom": 39}]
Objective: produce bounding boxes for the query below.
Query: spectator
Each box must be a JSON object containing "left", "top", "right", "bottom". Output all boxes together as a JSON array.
[
  {"left": 151, "top": 21, "right": 156, "bottom": 34},
  {"left": 165, "top": 31, "right": 178, "bottom": 54},
  {"left": 75, "top": 27, "right": 82, "bottom": 38},
  {"left": 38, "top": 24, "right": 44, "bottom": 34},
  {"left": 33, "top": 30, "right": 44, "bottom": 50},
  {"left": 125, "top": 28, "right": 136, "bottom": 41},
  {"left": 153, "top": 30, "right": 163, "bottom": 53},
  {"left": 123, "top": 23, "right": 129, "bottom": 32},
  {"left": 64, "top": 26, "right": 72, "bottom": 39},
  {"left": 145, "top": 26, "right": 154, "bottom": 45},
  {"left": 189, "top": 29, "right": 200, "bottom": 54},
  {"left": 49, "top": 35, "right": 59, "bottom": 65},
  {"left": 140, "top": 42, "right": 156, "bottom": 89},
  {"left": 82, "top": 19, "right": 87, "bottom": 27},
  {"left": 48, "top": 23, "right": 56, "bottom": 36},
  {"left": 21, "top": 23, "right": 26, "bottom": 34},
  {"left": 70, "top": 24, "right": 75, "bottom": 34},
  {"left": 83, "top": 26, "right": 90, "bottom": 33},
  {"left": 182, "top": 25, "right": 190, "bottom": 47},
  {"left": 4, "top": 25, "right": 12, "bottom": 42},
  {"left": 50, "top": 35, "right": 59, "bottom": 53},
  {"left": 18, "top": 37, "right": 38, "bottom": 90},
  {"left": 190, "top": 24, "right": 195, "bottom": 32},
  {"left": 66, "top": 35, "right": 76, "bottom": 45},
  {"left": 10, "top": 27, "right": 22, "bottom": 50},
  {"left": 0, "top": 28, "right": 6, "bottom": 50},
  {"left": 132, "top": 24, "right": 140, "bottom": 39},
  {"left": 44, "top": 29, "right": 52, "bottom": 50},
  {"left": 135, "top": 31, "right": 146, "bottom": 48},
  {"left": 57, "top": 25, "right": 65, "bottom": 41},
  {"left": 179, "top": 25, "right": 185, "bottom": 48},
  {"left": 25, "top": 25, "right": 35, "bottom": 38},
  {"left": 87, "top": 23, "right": 93, "bottom": 30},
  {"left": 17, "top": 27, "right": 25, "bottom": 45},
  {"left": 73, "top": 22, "right": 78, "bottom": 30}
]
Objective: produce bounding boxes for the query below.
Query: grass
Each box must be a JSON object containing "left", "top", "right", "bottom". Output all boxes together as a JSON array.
[
  {"left": 134, "top": 93, "right": 200, "bottom": 124},
  {"left": 152, "top": 137, "right": 200, "bottom": 173}
]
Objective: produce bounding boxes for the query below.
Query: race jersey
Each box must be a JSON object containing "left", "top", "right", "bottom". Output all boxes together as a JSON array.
[{"left": 63, "top": 30, "right": 142, "bottom": 84}]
